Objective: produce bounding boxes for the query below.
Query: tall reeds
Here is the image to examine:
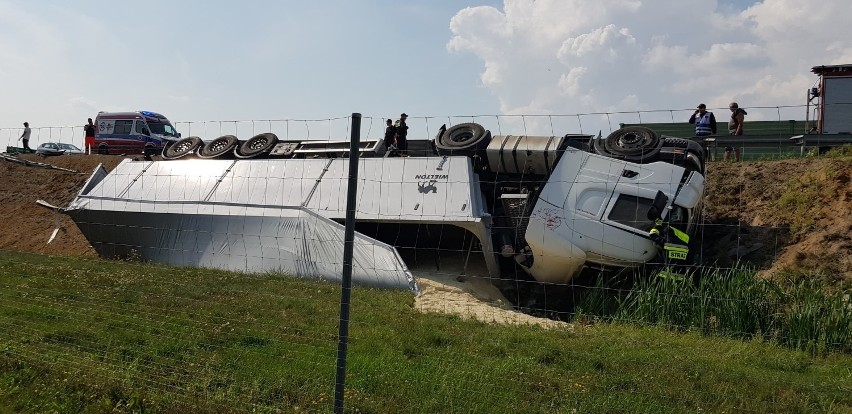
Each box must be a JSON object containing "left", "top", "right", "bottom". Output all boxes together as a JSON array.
[{"left": 573, "top": 266, "right": 851, "bottom": 354}]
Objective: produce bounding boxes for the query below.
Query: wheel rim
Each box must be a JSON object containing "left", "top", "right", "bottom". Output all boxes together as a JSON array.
[
  {"left": 606, "top": 128, "right": 660, "bottom": 157},
  {"left": 248, "top": 137, "right": 269, "bottom": 150},
  {"left": 451, "top": 131, "right": 473, "bottom": 143},
  {"left": 174, "top": 141, "right": 194, "bottom": 153},
  {"left": 209, "top": 139, "right": 230, "bottom": 152},
  {"left": 614, "top": 131, "right": 655, "bottom": 151},
  {"left": 617, "top": 132, "right": 643, "bottom": 149}
]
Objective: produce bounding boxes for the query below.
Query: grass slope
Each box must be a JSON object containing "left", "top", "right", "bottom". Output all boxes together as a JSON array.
[{"left": 1, "top": 251, "right": 851, "bottom": 413}]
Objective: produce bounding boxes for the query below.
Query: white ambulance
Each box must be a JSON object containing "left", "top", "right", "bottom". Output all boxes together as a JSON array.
[{"left": 93, "top": 111, "right": 180, "bottom": 155}]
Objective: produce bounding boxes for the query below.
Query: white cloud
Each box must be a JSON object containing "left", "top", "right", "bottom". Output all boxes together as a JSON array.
[
  {"left": 557, "top": 25, "right": 635, "bottom": 62},
  {"left": 448, "top": 0, "right": 852, "bottom": 131},
  {"left": 66, "top": 97, "right": 97, "bottom": 111},
  {"left": 557, "top": 67, "right": 587, "bottom": 96}
]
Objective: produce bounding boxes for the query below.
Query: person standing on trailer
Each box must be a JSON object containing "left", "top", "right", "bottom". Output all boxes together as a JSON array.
[
  {"left": 383, "top": 118, "right": 397, "bottom": 155},
  {"left": 84, "top": 118, "right": 96, "bottom": 154},
  {"left": 394, "top": 113, "right": 409, "bottom": 156},
  {"left": 18, "top": 122, "right": 32, "bottom": 151}
]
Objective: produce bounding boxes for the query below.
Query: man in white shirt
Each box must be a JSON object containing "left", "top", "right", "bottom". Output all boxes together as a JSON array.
[{"left": 18, "top": 122, "right": 32, "bottom": 151}]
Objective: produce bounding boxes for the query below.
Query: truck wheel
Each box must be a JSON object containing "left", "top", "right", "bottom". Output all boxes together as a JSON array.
[
  {"left": 163, "top": 136, "right": 203, "bottom": 159},
  {"left": 435, "top": 123, "right": 491, "bottom": 155},
  {"left": 198, "top": 135, "right": 239, "bottom": 159},
  {"left": 598, "top": 126, "right": 662, "bottom": 163},
  {"left": 237, "top": 133, "right": 279, "bottom": 158}
]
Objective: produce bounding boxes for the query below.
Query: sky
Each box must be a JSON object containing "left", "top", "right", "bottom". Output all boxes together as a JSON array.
[{"left": 1, "top": 0, "right": 851, "bottom": 142}]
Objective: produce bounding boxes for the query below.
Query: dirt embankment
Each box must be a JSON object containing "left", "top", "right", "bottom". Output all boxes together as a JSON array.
[
  {"left": 702, "top": 155, "right": 851, "bottom": 280},
  {"left": 0, "top": 152, "right": 849, "bottom": 325},
  {"left": 0, "top": 154, "right": 125, "bottom": 257}
]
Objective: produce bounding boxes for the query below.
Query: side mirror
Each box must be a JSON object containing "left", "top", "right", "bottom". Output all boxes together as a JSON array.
[
  {"left": 647, "top": 190, "right": 668, "bottom": 221},
  {"left": 177, "top": 132, "right": 182, "bottom": 138}
]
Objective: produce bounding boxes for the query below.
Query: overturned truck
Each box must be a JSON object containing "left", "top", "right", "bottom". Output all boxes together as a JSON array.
[{"left": 49, "top": 123, "right": 706, "bottom": 299}]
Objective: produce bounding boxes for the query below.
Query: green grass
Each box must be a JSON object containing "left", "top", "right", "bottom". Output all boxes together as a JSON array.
[
  {"left": 574, "top": 267, "right": 852, "bottom": 355},
  {"left": 1, "top": 251, "right": 851, "bottom": 413}
]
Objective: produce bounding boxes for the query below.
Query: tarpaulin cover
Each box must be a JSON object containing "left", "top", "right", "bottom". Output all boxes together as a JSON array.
[
  {"left": 68, "top": 207, "right": 416, "bottom": 291},
  {"left": 61, "top": 157, "right": 497, "bottom": 292}
]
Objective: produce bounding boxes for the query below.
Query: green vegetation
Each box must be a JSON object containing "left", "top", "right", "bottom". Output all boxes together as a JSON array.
[
  {"left": 575, "top": 267, "right": 852, "bottom": 355},
  {"left": 771, "top": 161, "right": 843, "bottom": 232},
  {"left": 1, "top": 251, "right": 851, "bottom": 413}
]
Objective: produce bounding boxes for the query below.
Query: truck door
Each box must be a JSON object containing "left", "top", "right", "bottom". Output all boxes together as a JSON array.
[
  {"left": 600, "top": 162, "right": 684, "bottom": 264},
  {"left": 555, "top": 153, "right": 627, "bottom": 256}
]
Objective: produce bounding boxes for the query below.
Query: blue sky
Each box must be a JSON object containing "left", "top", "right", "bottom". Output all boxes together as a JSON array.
[{"left": 2, "top": 0, "right": 850, "bottom": 140}]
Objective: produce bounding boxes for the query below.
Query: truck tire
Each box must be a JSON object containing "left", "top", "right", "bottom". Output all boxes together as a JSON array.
[
  {"left": 198, "top": 135, "right": 239, "bottom": 159},
  {"left": 236, "top": 133, "right": 279, "bottom": 158},
  {"left": 435, "top": 122, "right": 491, "bottom": 155},
  {"left": 163, "top": 136, "right": 203, "bottom": 160},
  {"left": 596, "top": 126, "right": 662, "bottom": 163}
]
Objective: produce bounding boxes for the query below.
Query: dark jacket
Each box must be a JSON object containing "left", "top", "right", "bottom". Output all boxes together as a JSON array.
[
  {"left": 394, "top": 119, "right": 408, "bottom": 139},
  {"left": 384, "top": 125, "right": 396, "bottom": 147}
]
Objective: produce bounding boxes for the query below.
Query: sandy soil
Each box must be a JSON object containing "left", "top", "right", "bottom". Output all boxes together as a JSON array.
[
  {"left": 0, "top": 151, "right": 848, "bottom": 327},
  {"left": 410, "top": 255, "right": 573, "bottom": 330},
  {"left": 702, "top": 156, "right": 852, "bottom": 280}
]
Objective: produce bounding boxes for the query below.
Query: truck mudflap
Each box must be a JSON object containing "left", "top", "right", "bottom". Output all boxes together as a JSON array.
[{"left": 521, "top": 217, "right": 587, "bottom": 284}]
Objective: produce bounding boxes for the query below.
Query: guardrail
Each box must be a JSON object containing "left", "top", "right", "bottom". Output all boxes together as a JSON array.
[
  {"left": 700, "top": 134, "right": 852, "bottom": 160},
  {"left": 789, "top": 133, "right": 852, "bottom": 152}
]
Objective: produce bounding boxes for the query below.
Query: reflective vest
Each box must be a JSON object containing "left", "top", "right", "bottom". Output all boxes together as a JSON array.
[
  {"left": 649, "top": 221, "right": 690, "bottom": 261},
  {"left": 694, "top": 112, "right": 714, "bottom": 136}
]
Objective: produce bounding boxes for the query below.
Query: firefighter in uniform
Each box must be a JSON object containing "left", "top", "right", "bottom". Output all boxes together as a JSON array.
[{"left": 648, "top": 219, "right": 691, "bottom": 280}]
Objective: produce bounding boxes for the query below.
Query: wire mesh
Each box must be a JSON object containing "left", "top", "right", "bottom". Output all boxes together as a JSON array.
[{"left": 0, "top": 108, "right": 850, "bottom": 412}]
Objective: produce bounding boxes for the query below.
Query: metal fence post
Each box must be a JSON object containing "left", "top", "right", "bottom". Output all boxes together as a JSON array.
[{"left": 333, "top": 113, "right": 361, "bottom": 414}]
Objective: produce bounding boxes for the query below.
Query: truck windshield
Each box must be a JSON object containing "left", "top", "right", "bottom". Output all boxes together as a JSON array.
[{"left": 148, "top": 122, "right": 179, "bottom": 137}]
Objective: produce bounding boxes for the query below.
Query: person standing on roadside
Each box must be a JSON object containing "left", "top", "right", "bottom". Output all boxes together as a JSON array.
[
  {"left": 84, "top": 118, "right": 96, "bottom": 154},
  {"left": 688, "top": 103, "right": 716, "bottom": 138},
  {"left": 18, "top": 122, "right": 32, "bottom": 151},
  {"left": 726, "top": 102, "right": 747, "bottom": 162},
  {"left": 394, "top": 113, "right": 409, "bottom": 156}
]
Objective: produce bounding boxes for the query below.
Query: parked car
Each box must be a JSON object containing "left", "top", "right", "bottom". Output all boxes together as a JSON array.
[{"left": 36, "top": 142, "right": 85, "bottom": 156}]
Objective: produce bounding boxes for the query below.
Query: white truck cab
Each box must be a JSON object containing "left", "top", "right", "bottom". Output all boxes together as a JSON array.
[{"left": 524, "top": 147, "right": 703, "bottom": 283}]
